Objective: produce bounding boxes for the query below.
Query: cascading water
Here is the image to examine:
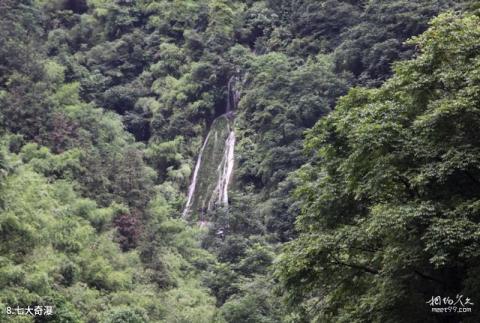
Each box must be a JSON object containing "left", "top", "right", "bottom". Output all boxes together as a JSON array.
[
  {"left": 182, "top": 76, "right": 240, "bottom": 220},
  {"left": 182, "top": 131, "right": 211, "bottom": 219},
  {"left": 208, "top": 127, "right": 235, "bottom": 211},
  {"left": 226, "top": 75, "right": 240, "bottom": 114}
]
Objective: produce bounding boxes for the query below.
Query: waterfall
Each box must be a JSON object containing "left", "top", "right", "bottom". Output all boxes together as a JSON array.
[
  {"left": 182, "top": 131, "right": 212, "bottom": 219},
  {"left": 226, "top": 75, "right": 240, "bottom": 114},
  {"left": 208, "top": 128, "right": 235, "bottom": 211},
  {"left": 182, "top": 75, "right": 240, "bottom": 220}
]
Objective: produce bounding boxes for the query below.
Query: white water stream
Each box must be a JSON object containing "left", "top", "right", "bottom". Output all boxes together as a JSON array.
[
  {"left": 182, "top": 76, "right": 240, "bottom": 219},
  {"left": 182, "top": 131, "right": 212, "bottom": 219},
  {"left": 208, "top": 128, "right": 236, "bottom": 211}
]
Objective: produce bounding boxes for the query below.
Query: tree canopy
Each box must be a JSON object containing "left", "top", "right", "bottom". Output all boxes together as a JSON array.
[
  {"left": 277, "top": 12, "right": 480, "bottom": 323},
  {"left": 0, "top": 0, "right": 479, "bottom": 322}
]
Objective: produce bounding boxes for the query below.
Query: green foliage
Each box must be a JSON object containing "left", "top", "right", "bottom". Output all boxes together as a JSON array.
[
  {"left": 1, "top": 0, "right": 478, "bottom": 321},
  {"left": 103, "top": 307, "right": 148, "bottom": 323},
  {"left": 215, "top": 277, "right": 284, "bottom": 323},
  {"left": 0, "top": 144, "right": 164, "bottom": 322},
  {"left": 277, "top": 12, "right": 480, "bottom": 323}
]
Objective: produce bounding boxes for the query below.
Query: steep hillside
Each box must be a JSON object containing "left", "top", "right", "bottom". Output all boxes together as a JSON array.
[{"left": 1, "top": 0, "right": 478, "bottom": 322}]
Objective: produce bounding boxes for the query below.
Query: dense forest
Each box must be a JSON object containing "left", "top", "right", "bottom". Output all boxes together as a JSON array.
[{"left": 1, "top": 0, "right": 480, "bottom": 322}]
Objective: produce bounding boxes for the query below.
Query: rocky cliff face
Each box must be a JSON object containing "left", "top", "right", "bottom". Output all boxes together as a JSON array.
[{"left": 182, "top": 76, "right": 240, "bottom": 220}]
